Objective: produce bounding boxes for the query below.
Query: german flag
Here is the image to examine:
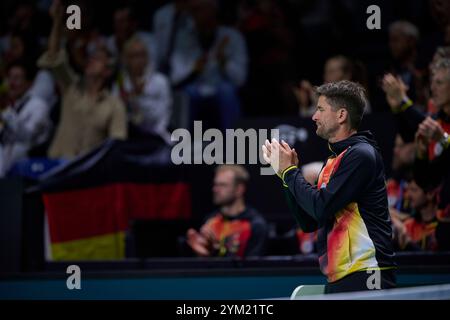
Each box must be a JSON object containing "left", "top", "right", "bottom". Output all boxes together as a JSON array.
[{"left": 39, "top": 138, "right": 191, "bottom": 260}]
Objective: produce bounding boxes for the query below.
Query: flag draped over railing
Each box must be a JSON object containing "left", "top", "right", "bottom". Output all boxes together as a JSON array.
[{"left": 39, "top": 138, "right": 191, "bottom": 260}]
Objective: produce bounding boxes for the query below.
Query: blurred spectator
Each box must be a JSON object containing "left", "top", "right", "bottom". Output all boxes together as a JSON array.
[
  {"left": 293, "top": 79, "right": 316, "bottom": 117},
  {"left": 378, "top": 0, "right": 450, "bottom": 253},
  {"left": 152, "top": 0, "right": 193, "bottom": 74},
  {"left": 1, "top": 31, "right": 40, "bottom": 67},
  {"left": 382, "top": 57, "right": 449, "bottom": 143},
  {"left": 170, "top": 0, "right": 248, "bottom": 130},
  {"left": 105, "top": 5, "right": 156, "bottom": 69},
  {"left": 113, "top": 37, "right": 172, "bottom": 142},
  {"left": 186, "top": 164, "right": 268, "bottom": 257},
  {"left": 323, "top": 55, "right": 355, "bottom": 84},
  {"left": 429, "top": 59, "right": 450, "bottom": 136},
  {"left": 0, "top": 2, "right": 46, "bottom": 52},
  {"left": 412, "top": 59, "right": 450, "bottom": 251},
  {"left": 1, "top": 31, "right": 57, "bottom": 108},
  {"left": 238, "top": 0, "right": 296, "bottom": 116},
  {"left": 382, "top": 59, "right": 449, "bottom": 235},
  {"left": 381, "top": 76, "right": 423, "bottom": 143},
  {"left": 388, "top": 20, "right": 426, "bottom": 107},
  {"left": 392, "top": 179, "right": 438, "bottom": 251},
  {"left": 387, "top": 134, "right": 415, "bottom": 221},
  {"left": 0, "top": 61, "right": 51, "bottom": 176},
  {"left": 429, "top": 46, "right": 450, "bottom": 71},
  {"left": 37, "top": 0, "right": 127, "bottom": 160},
  {"left": 389, "top": 21, "right": 419, "bottom": 74},
  {"left": 294, "top": 55, "right": 369, "bottom": 116},
  {"left": 430, "top": 0, "right": 450, "bottom": 45},
  {"left": 426, "top": 46, "right": 450, "bottom": 114}
]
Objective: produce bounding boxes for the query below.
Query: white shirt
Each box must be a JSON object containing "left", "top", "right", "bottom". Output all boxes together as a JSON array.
[
  {"left": 113, "top": 69, "right": 172, "bottom": 142},
  {"left": 0, "top": 92, "right": 51, "bottom": 176},
  {"left": 30, "top": 70, "right": 58, "bottom": 108}
]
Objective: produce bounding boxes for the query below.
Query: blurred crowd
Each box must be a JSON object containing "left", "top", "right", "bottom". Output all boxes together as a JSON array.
[{"left": 1, "top": 0, "right": 450, "bottom": 256}]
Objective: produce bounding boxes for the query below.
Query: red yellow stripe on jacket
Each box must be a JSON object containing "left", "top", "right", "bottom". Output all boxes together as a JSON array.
[{"left": 317, "top": 148, "right": 380, "bottom": 282}]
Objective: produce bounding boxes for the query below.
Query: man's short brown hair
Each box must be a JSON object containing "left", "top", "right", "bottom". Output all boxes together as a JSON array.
[
  {"left": 215, "top": 164, "right": 249, "bottom": 186},
  {"left": 315, "top": 80, "right": 368, "bottom": 130}
]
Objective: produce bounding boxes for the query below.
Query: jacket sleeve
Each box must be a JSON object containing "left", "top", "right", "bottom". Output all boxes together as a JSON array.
[
  {"left": 283, "top": 147, "right": 377, "bottom": 227},
  {"left": 283, "top": 186, "right": 319, "bottom": 232}
]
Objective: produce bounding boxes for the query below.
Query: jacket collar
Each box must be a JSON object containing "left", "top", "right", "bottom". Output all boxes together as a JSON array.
[{"left": 328, "top": 130, "right": 375, "bottom": 156}]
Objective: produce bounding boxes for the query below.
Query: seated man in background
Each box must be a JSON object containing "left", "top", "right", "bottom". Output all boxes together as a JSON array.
[
  {"left": 38, "top": 0, "right": 127, "bottom": 160},
  {"left": 294, "top": 55, "right": 369, "bottom": 117},
  {"left": 170, "top": 0, "right": 248, "bottom": 131},
  {"left": 387, "top": 134, "right": 415, "bottom": 222},
  {"left": 186, "top": 165, "right": 268, "bottom": 258},
  {"left": 387, "top": 20, "right": 425, "bottom": 107},
  {"left": 393, "top": 179, "right": 439, "bottom": 251}
]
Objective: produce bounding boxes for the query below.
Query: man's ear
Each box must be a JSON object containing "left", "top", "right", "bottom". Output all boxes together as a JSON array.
[
  {"left": 337, "top": 108, "right": 348, "bottom": 125},
  {"left": 236, "top": 183, "right": 246, "bottom": 198}
]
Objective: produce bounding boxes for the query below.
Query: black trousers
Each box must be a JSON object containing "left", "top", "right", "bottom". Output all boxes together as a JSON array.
[{"left": 325, "top": 269, "right": 396, "bottom": 294}]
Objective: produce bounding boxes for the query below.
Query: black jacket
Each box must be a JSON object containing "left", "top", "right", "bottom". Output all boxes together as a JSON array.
[{"left": 283, "top": 131, "right": 396, "bottom": 282}]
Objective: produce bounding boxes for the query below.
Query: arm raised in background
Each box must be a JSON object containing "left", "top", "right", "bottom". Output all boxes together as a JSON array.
[
  {"left": 37, "top": 0, "right": 79, "bottom": 92},
  {"left": 382, "top": 73, "right": 426, "bottom": 142}
]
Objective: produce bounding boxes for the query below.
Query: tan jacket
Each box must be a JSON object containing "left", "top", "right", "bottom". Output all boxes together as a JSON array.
[{"left": 38, "top": 49, "right": 127, "bottom": 159}]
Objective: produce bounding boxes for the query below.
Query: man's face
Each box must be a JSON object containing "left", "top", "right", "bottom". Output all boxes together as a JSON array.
[
  {"left": 431, "top": 68, "right": 450, "bottom": 109},
  {"left": 389, "top": 31, "right": 413, "bottom": 60},
  {"left": 10, "top": 4, "right": 33, "bottom": 32},
  {"left": 84, "top": 50, "right": 109, "bottom": 81},
  {"left": 392, "top": 135, "right": 415, "bottom": 171},
  {"left": 430, "top": 0, "right": 450, "bottom": 27},
  {"left": 212, "top": 170, "right": 239, "bottom": 207},
  {"left": 125, "top": 42, "right": 148, "bottom": 75},
  {"left": 114, "top": 9, "right": 134, "bottom": 39},
  {"left": 6, "top": 36, "right": 25, "bottom": 63},
  {"left": 6, "top": 66, "right": 30, "bottom": 100},
  {"left": 407, "top": 181, "right": 427, "bottom": 210},
  {"left": 312, "top": 96, "right": 341, "bottom": 140},
  {"left": 189, "top": 0, "right": 216, "bottom": 30},
  {"left": 324, "top": 58, "right": 347, "bottom": 83}
]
